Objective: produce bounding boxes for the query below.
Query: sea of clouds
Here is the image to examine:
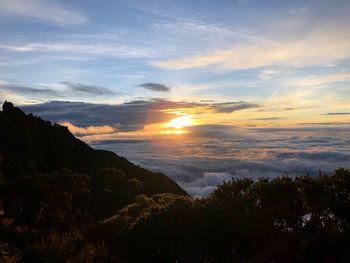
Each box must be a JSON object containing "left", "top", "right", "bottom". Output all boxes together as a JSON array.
[{"left": 93, "top": 126, "right": 350, "bottom": 196}]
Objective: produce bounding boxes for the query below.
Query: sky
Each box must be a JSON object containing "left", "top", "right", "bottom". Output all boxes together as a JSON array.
[{"left": 1, "top": 0, "right": 350, "bottom": 195}]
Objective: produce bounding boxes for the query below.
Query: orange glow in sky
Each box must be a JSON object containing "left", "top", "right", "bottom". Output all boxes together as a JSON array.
[{"left": 164, "top": 115, "right": 192, "bottom": 130}]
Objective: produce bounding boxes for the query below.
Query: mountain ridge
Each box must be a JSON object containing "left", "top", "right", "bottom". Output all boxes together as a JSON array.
[{"left": 0, "top": 101, "right": 187, "bottom": 196}]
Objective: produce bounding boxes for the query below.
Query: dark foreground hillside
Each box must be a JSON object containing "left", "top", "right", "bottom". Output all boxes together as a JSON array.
[
  {"left": 0, "top": 101, "right": 186, "bottom": 196},
  {"left": 0, "top": 102, "right": 350, "bottom": 262}
]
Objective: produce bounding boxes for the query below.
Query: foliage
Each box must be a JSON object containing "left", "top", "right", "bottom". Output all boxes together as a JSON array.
[
  {"left": 95, "top": 169, "right": 350, "bottom": 262},
  {"left": 1, "top": 170, "right": 350, "bottom": 262}
]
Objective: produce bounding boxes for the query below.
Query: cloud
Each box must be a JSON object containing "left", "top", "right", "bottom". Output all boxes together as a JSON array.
[
  {"left": 20, "top": 100, "right": 178, "bottom": 131},
  {"left": 322, "top": 112, "right": 350, "bottom": 116},
  {"left": 183, "top": 172, "right": 234, "bottom": 197},
  {"left": 0, "top": 43, "right": 155, "bottom": 58},
  {"left": 253, "top": 117, "right": 282, "bottom": 121},
  {"left": 62, "top": 81, "right": 117, "bottom": 96},
  {"left": 209, "top": 101, "right": 260, "bottom": 113},
  {"left": 20, "top": 99, "right": 258, "bottom": 131},
  {"left": 259, "top": 70, "right": 279, "bottom": 80},
  {"left": 250, "top": 125, "right": 350, "bottom": 132},
  {"left": 1, "top": 82, "right": 116, "bottom": 100},
  {"left": 150, "top": 28, "right": 350, "bottom": 71},
  {"left": 92, "top": 125, "right": 350, "bottom": 196},
  {"left": 0, "top": 0, "right": 87, "bottom": 25},
  {"left": 0, "top": 84, "right": 61, "bottom": 98},
  {"left": 138, "top": 83, "right": 171, "bottom": 92},
  {"left": 295, "top": 73, "right": 350, "bottom": 87},
  {"left": 185, "top": 124, "right": 246, "bottom": 139},
  {"left": 153, "top": 20, "right": 242, "bottom": 41},
  {"left": 275, "top": 151, "right": 350, "bottom": 163},
  {"left": 60, "top": 121, "right": 116, "bottom": 136}
]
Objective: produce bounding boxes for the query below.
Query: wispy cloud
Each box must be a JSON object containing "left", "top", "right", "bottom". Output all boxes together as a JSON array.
[
  {"left": 62, "top": 81, "right": 117, "bottom": 96},
  {"left": 60, "top": 121, "right": 116, "bottom": 136},
  {"left": 138, "top": 83, "right": 171, "bottom": 92},
  {"left": 153, "top": 20, "right": 242, "bottom": 40},
  {"left": 1, "top": 82, "right": 117, "bottom": 102},
  {"left": 0, "top": 42, "right": 155, "bottom": 58},
  {"left": 209, "top": 101, "right": 260, "bottom": 113},
  {"left": 253, "top": 117, "right": 282, "bottom": 121},
  {"left": 0, "top": 84, "right": 61, "bottom": 97},
  {"left": 0, "top": 0, "right": 87, "bottom": 25},
  {"left": 259, "top": 70, "right": 279, "bottom": 80},
  {"left": 322, "top": 112, "right": 350, "bottom": 116},
  {"left": 295, "top": 73, "right": 350, "bottom": 87},
  {"left": 150, "top": 28, "right": 350, "bottom": 71}
]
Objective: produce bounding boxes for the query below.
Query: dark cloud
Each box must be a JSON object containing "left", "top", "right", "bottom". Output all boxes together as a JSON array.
[
  {"left": 200, "top": 100, "right": 215, "bottom": 103},
  {"left": 210, "top": 101, "right": 260, "bottom": 113},
  {"left": 256, "top": 107, "right": 296, "bottom": 112},
  {"left": 138, "top": 83, "right": 171, "bottom": 92},
  {"left": 322, "top": 112, "right": 350, "bottom": 115},
  {"left": 62, "top": 81, "right": 116, "bottom": 96},
  {"left": 275, "top": 152, "right": 350, "bottom": 162},
  {"left": 1, "top": 84, "right": 61, "bottom": 97},
  {"left": 253, "top": 117, "right": 282, "bottom": 120},
  {"left": 21, "top": 99, "right": 258, "bottom": 132},
  {"left": 1, "top": 82, "right": 116, "bottom": 99},
  {"left": 21, "top": 99, "right": 178, "bottom": 131},
  {"left": 251, "top": 125, "right": 350, "bottom": 132}
]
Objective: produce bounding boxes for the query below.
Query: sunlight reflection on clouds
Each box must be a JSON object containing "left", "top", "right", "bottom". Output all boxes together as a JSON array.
[{"left": 93, "top": 126, "right": 350, "bottom": 196}]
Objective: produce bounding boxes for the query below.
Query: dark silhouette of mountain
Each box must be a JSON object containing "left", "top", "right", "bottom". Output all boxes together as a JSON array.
[{"left": 0, "top": 101, "right": 186, "bottom": 196}]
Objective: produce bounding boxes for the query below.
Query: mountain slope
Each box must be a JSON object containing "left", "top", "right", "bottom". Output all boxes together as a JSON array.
[{"left": 0, "top": 101, "right": 187, "bottom": 196}]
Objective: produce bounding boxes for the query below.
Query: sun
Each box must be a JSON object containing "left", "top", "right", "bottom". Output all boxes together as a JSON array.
[{"left": 164, "top": 115, "right": 192, "bottom": 129}]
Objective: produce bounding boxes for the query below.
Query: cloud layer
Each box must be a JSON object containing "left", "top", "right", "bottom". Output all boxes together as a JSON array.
[
  {"left": 20, "top": 99, "right": 259, "bottom": 131},
  {"left": 94, "top": 125, "right": 350, "bottom": 196},
  {"left": 21, "top": 100, "right": 177, "bottom": 131}
]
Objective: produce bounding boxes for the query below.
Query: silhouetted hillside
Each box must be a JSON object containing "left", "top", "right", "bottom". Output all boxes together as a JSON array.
[{"left": 0, "top": 101, "right": 186, "bottom": 196}]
